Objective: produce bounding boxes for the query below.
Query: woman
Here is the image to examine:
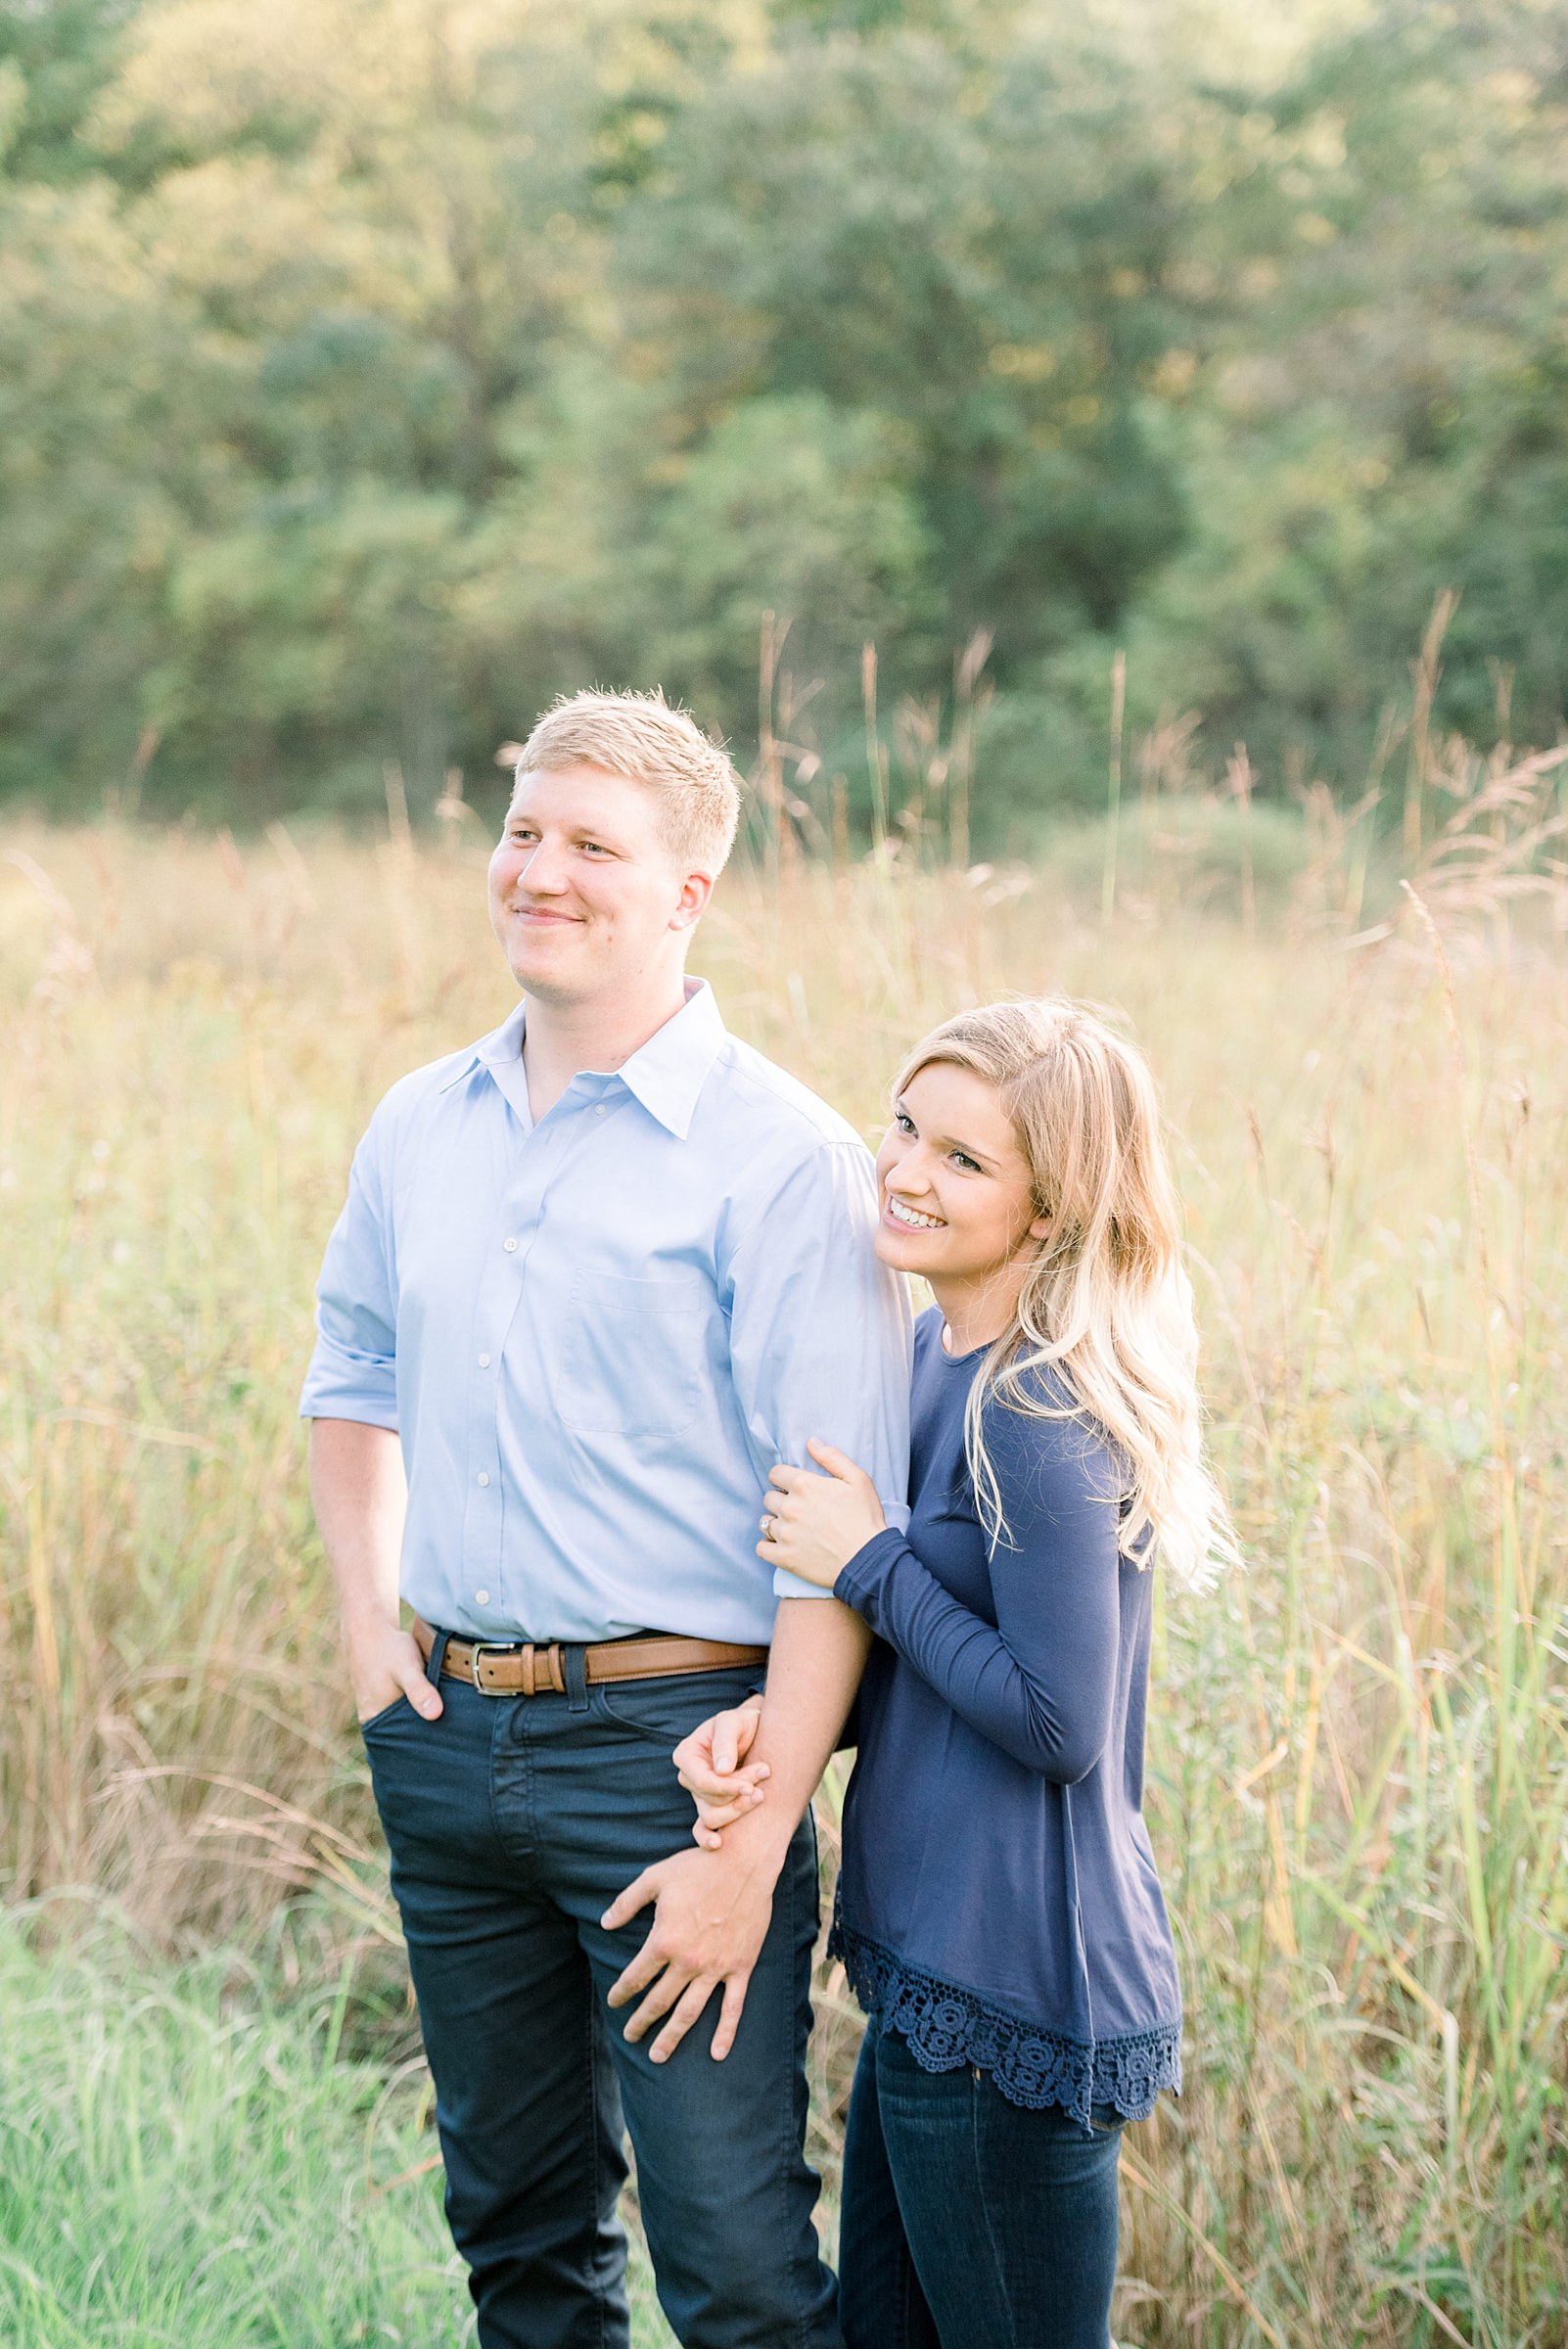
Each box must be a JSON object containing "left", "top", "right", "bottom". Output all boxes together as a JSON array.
[{"left": 678, "top": 998, "right": 1237, "bottom": 2349}]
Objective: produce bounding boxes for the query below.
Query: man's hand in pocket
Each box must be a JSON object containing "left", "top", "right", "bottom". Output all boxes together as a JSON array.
[{"left": 347, "top": 1620, "right": 442, "bottom": 1724}]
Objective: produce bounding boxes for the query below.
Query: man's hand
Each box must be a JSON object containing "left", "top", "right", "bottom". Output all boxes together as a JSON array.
[
  {"left": 613, "top": 1599, "right": 869, "bottom": 2060},
  {"left": 673, "top": 1693, "right": 768, "bottom": 1848},
  {"left": 347, "top": 1617, "right": 443, "bottom": 1724},
  {"left": 308, "top": 1420, "right": 438, "bottom": 1724},
  {"left": 602, "top": 1843, "right": 774, "bottom": 2063}
]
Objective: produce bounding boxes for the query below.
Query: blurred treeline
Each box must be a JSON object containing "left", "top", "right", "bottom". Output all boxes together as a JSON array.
[{"left": 3, "top": 0, "right": 1567, "bottom": 837}]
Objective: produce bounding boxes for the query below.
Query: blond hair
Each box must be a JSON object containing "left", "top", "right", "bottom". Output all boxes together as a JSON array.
[
  {"left": 517, "top": 689, "right": 742, "bottom": 873},
  {"left": 898, "top": 998, "right": 1239, "bottom": 1594}
]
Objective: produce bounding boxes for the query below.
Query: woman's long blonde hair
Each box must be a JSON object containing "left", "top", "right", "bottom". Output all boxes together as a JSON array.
[{"left": 898, "top": 997, "right": 1239, "bottom": 1593}]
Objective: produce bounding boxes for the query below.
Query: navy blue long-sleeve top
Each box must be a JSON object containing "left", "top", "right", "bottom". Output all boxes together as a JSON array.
[{"left": 828, "top": 1308, "right": 1182, "bottom": 2124}]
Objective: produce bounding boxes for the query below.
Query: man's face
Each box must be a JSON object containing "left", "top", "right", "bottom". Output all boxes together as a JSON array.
[{"left": 487, "top": 762, "right": 711, "bottom": 1007}]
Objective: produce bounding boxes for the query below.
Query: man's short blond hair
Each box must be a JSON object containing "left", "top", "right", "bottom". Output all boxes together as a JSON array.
[{"left": 516, "top": 689, "right": 742, "bottom": 874}]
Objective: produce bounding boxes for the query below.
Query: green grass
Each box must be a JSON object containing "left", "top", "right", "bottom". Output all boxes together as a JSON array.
[
  {"left": 0, "top": 1900, "right": 469, "bottom": 2347},
  {"left": 0, "top": 1901, "right": 676, "bottom": 2348}
]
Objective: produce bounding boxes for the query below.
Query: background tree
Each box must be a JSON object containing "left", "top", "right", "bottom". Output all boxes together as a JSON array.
[{"left": 3, "top": 0, "right": 1566, "bottom": 833}]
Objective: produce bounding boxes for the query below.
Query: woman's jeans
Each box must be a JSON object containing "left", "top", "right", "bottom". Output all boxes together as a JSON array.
[{"left": 838, "top": 2009, "right": 1125, "bottom": 2349}]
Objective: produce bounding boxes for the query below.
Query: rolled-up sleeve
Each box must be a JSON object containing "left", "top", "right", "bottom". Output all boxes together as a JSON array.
[
  {"left": 299, "top": 1121, "right": 399, "bottom": 1429},
  {"left": 724, "top": 1141, "right": 912, "bottom": 1602}
]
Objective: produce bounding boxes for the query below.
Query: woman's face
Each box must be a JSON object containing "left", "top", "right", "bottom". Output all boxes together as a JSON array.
[{"left": 872, "top": 1061, "right": 1048, "bottom": 1290}]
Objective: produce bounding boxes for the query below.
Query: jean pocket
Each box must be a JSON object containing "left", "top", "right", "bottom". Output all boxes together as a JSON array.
[
  {"left": 594, "top": 1667, "right": 760, "bottom": 1748},
  {"left": 358, "top": 1692, "right": 415, "bottom": 1735}
]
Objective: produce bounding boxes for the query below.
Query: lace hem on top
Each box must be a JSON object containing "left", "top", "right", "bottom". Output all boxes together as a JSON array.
[{"left": 830, "top": 1919, "right": 1181, "bottom": 2128}]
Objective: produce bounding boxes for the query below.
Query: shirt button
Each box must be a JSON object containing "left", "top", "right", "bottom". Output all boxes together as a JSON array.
[
  {"left": 478, "top": 1353, "right": 490, "bottom": 1367},
  {"left": 475, "top": 1589, "right": 490, "bottom": 1606},
  {"left": 594, "top": 1104, "right": 608, "bottom": 1118},
  {"left": 477, "top": 1471, "right": 489, "bottom": 1487},
  {"left": 502, "top": 1237, "right": 518, "bottom": 1253}
]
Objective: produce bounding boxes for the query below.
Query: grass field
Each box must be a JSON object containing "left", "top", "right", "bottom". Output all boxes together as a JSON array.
[{"left": 2, "top": 788, "right": 1566, "bottom": 2345}]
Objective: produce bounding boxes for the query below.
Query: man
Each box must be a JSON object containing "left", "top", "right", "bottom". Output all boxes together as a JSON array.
[{"left": 301, "top": 689, "right": 911, "bottom": 2349}]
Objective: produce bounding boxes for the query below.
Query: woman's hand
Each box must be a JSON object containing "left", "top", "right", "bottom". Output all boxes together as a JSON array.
[
  {"left": 673, "top": 1695, "right": 769, "bottom": 1850},
  {"left": 756, "top": 1440, "right": 887, "bottom": 1589}
]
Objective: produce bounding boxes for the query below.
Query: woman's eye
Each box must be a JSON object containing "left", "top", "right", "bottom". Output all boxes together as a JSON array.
[
  {"left": 895, "top": 1112, "right": 915, "bottom": 1134},
  {"left": 952, "top": 1152, "right": 982, "bottom": 1174}
]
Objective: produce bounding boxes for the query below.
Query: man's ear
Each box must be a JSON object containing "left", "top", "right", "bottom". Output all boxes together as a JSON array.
[{"left": 670, "top": 869, "right": 715, "bottom": 931}]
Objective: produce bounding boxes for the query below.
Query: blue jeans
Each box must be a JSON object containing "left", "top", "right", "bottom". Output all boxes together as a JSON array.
[
  {"left": 838, "top": 2010, "right": 1124, "bottom": 2349},
  {"left": 360, "top": 1651, "right": 840, "bottom": 2349}
]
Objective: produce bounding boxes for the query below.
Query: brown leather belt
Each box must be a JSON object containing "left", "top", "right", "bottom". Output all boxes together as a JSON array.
[{"left": 412, "top": 1615, "right": 767, "bottom": 1699}]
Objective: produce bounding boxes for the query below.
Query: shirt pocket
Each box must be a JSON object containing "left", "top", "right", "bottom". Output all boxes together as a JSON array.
[{"left": 555, "top": 1269, "right": 706, "bottom": 1440}]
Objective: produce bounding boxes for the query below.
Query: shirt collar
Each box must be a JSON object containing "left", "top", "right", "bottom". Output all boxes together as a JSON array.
[
  {"left": 473, "top": 999, "right": 529, "bottom": 1079},
  {"left": 442, "top": 980, "right": 726, "bottom": 1141},
  {"left": 436, "top": 999, "right": 525, "bottom": 1095},
  {"left": 616, "top": 979, "right": 726, "bottom": 1139}
]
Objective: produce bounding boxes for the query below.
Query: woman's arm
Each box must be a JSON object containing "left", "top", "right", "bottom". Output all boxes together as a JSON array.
[
  {"left": 774, "top": 1409, "right": 1125, "bottom": 1784},
  {"left": 842, "top": 1405, "right": 1123, "bottom": 1781}
]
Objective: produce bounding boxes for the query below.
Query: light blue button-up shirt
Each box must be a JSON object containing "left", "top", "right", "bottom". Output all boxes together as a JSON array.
[{"left": 300, "top": 980, "right": 913, "bottom": 1644}]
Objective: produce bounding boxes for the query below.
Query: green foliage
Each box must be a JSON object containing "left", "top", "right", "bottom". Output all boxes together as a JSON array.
[
  {"left": 0, "top": 1904, "right": 678, "bottom": 2346},
  {"left": 2, "top": 0, "right": 1567, "bottom": 828},
  {"left": 1125, "top": 0, "right": 1568, "bottom": 775},
  {"left": 630, "top": 395, "right": 936, "bottom": 701},
  {"left": 0, "top": 0, "right": 135, "bottom": 184},
  {"left": 617, "top": 24, "right": 1192, "bottom": 651},
  {"left": 0, "top": 1903, "right": 467, "bottom": 2346}
]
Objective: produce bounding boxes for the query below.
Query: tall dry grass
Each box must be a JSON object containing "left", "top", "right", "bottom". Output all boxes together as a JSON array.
[{"left": 2, "top": 768, "right": 1566, "bottom": 2344}]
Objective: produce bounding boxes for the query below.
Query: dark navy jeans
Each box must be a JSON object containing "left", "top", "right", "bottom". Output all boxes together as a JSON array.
[
  {"left": 838, "top": 2010, "right": 1124, "bottom": 2349},
  {"left": 360, "top": 1653, "right": 840, "bottom": 2349}
]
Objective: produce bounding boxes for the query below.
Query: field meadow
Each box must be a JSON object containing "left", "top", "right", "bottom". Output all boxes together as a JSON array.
[{"left": 2, "top": 770, "right": 1567, "bottom": 2346}]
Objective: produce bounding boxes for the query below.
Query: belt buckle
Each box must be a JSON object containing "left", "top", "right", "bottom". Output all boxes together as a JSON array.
[{"left": 467, "top": 1640, "right": 517, "bottom": 1696}]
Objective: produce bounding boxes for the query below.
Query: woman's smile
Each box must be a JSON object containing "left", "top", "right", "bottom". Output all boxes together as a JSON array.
[{"left": 884, "top": 1193, "right": 945, "bottom": 1231}]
